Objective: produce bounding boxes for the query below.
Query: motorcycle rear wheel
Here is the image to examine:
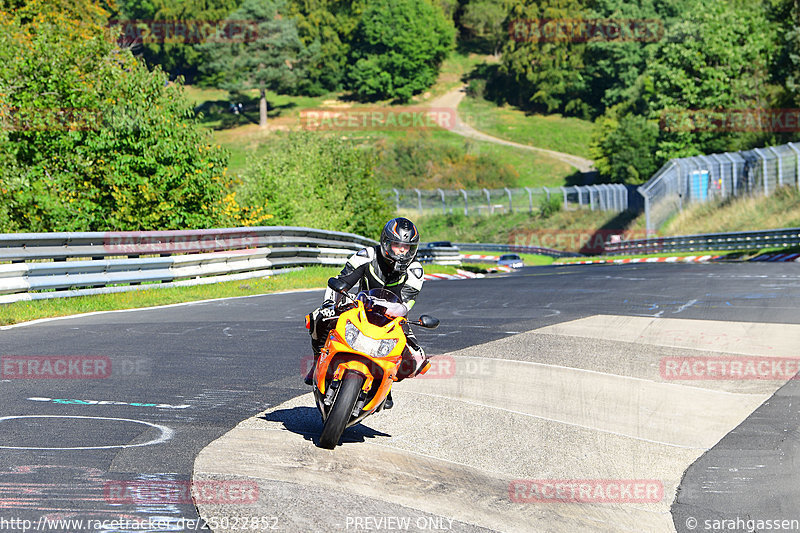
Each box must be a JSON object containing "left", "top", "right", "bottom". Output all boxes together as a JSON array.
[{"left": 318, "top": 372, "right": 365, "bottom": 449}]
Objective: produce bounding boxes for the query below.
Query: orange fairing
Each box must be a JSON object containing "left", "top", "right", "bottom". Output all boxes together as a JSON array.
[{"left": 315, "top": 302, "right": 406, "bottom": 412}]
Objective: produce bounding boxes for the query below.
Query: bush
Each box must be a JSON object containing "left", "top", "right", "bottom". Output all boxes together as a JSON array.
[
  {"left": 538, "top": 196, "right": 562, "bottom": 218},
  {"left": 465, "top": 78, "right": 486, "bottom": 100},
  {"left": 238, "top": 132, "right": 394, "bottom": 238},
  {"left": 372, "top": 131, "right": 518, "bottom": 189}
]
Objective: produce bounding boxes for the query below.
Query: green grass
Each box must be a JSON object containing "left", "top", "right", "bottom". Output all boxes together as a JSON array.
[
  {"left": 458, "top": 95, "right": 594, "bottom": 159},
  {"left": 656, "top": 185, "right": 800, "bottom": 237},
  {"left": 186, "top": 85, "right": 334, "bottom": 130},
  {"left": 415, "top": 208, "right": 638, "bottom": 253},
  {"left": 0, "top": 263, "right": 461, "bottom": 327},
  {"left": 341, "top": 129, "right": 574, "bottom": 188},
  {"left": 420, "top": 50, "right": 493, "bottom": 101}
]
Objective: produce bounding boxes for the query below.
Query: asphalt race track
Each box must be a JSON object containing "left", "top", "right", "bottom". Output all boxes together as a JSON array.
[{"left": 1, "top": 262, "right": 800, "bottom": 532}]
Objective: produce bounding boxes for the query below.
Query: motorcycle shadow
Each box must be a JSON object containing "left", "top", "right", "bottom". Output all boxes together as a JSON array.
[{"left": 260, "top": 407, "right": 392, "bottom": 446}]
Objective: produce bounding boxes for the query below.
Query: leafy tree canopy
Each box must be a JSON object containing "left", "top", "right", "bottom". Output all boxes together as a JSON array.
[
  {"left": 347, "top": 0, "right": 455, "bottom": 102},
  {"left": 0, "top": 0, "right": 263, "bottom": 232},
  {"left": 198, "top": 0, "right": 312, "bottom": 127}
]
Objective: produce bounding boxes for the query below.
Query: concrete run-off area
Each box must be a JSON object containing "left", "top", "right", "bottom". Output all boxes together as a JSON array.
[{"left": 193, "top": 315, "right": 800, "bottom": 532}]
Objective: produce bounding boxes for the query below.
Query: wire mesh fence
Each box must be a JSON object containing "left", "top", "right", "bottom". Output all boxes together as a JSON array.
[
  {"left": 639, "top": 141, "right": 800, "bottom": 234},
  {"left": 388, "top": 184, "right": 631, "bottom": 217}
]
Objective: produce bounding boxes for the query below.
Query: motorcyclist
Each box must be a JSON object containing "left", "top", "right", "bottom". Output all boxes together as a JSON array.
[{"left": 305, "top": 217, "right": 428, "bottom": 409}]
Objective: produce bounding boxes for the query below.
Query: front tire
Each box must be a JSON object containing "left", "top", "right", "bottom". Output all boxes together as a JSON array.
[{"left": 318, "top": 372, "right": 364, "bottom": 449}]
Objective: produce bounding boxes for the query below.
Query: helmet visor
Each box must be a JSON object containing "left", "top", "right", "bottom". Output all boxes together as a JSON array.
[{"left": 383, "top": 238, "right": 418, "bottom": 263}]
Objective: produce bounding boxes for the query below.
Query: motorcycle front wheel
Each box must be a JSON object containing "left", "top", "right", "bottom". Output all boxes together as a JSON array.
[{"left": 318, "top": 372, "right": 365, "bottom": 449}]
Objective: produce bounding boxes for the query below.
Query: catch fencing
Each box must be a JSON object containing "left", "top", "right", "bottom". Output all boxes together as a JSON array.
[
  {"left": 390, "top": 185, "right": 632, "bottom": 216},
  {"left": 639, "top": 142, "right": 800, "bottom": 234}
]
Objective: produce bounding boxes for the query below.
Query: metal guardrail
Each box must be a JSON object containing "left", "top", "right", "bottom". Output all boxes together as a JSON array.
[
  {"left": 416, "top": 245, "right": 462, "bottom": 266},
  {"left": 455, "top": 242, "right": 582, "bottom": 258},
  {"left": 0, "top": 227, "right": 378, "bottom": 304},
  {"left": 602, "top": 227, "right": 800, "bottom": 256}
]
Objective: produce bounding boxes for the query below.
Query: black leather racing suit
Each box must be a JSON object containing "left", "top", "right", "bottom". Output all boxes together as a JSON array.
[{"left": 309, "top": 245, "right": 426, "bottom": 379}]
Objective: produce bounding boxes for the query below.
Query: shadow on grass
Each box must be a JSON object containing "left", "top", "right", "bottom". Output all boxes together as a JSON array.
[
  {"left": 564, "top": 170, "right": 599, "bottom": 186},
  {"left": 578, "top": 209, "right": 644, "bottom": 255},
  {"left": 193, "top": 90, "right": 298, "bottom": 130}
]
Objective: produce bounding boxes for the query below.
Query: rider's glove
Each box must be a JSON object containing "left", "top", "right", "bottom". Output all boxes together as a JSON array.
[
  {"left": 381, "top": 301, "right": 408, "bottom": 318},
  {"left": 319, "top": 299, "right": 336, "bottom": 318}
]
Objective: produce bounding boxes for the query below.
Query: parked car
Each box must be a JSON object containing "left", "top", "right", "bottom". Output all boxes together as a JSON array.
[{"left": 497, "top": 253, "right": 524, "bottom": 269}]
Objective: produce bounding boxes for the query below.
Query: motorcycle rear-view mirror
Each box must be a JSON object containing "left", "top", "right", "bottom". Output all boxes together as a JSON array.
[{"left": 416, "top": 314, "right": 440, "bottom": 329}]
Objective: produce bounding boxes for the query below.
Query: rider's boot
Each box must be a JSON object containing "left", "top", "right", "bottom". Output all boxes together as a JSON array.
[
  {"left": 384, "top": 391, "right": 394, "bottom": 409},
  {"left": 304, "top": 361, "right": 315, "bottom": 386},
  {"left": 305, "top": 339, "right": 324, "bottom": 386}
]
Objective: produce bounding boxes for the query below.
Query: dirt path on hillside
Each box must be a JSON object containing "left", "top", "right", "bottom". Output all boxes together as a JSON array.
[{"left": 428, "top": 86, "right": 595, "bottom": 173}]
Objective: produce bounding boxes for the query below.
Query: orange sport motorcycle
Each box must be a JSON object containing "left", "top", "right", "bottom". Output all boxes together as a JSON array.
[{"left": 306, "top": 278, "right": 439, "bottom": 449}]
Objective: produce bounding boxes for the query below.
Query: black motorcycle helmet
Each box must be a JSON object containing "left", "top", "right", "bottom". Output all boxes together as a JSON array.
[{"left": 379, "top": 217, "right": 420, "bottom": 269}]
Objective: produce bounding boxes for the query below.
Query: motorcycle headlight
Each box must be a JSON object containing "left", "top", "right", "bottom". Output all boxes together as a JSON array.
[
  {"left": 343, "top": 321, "right": 398, "bottom": 358},
  {"left": 345, "top": 320, "right": 360, "bottom": 346},
  {"left": 376, "top": 339, "right": 397, "bottom": 357}
]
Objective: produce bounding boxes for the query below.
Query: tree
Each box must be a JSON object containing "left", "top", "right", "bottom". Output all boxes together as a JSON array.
[
  {"left": 590, "top": 110, "right": 659, "bottom": 184},
  {"left": 346, "top": 0, "right": 455, "bottom": 102},
  {"left": 579, "top": 0, "right": 688, "bottom": 116},
  {"left": 0, "top": 0, "right": 261, "bottom": 232},
  {"left": 199, "top": 0, "right": 310, "bottom": 127},
  {"left": 640, "top": 0, "right": 778, "bottom": 159},
  {"left": 500, "top": 0, "right": 589, "bottom": 116},
  {"left": 770, "top": 0, "right": 800, "bottom": 106},
  {"left": 116, "top": 0, "right": 242, "bottom": 83},
  {"left": 287, "top": 0, "right": 366, "bottom": 93},
  {"left": 459, "top": 0, "right": 508, "bottom": 55}
]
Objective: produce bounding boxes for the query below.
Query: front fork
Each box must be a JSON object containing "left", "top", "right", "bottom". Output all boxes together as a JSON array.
[{"left": 322, "top": 369, "right": 371, "bottom": 418}]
